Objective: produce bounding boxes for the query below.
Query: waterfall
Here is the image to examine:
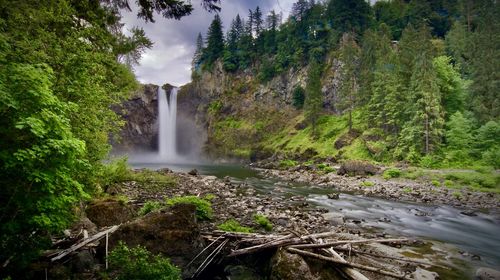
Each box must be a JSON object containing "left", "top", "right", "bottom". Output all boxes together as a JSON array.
[{"left": 158, "top": 86, "right": 178, "bottom": 161}]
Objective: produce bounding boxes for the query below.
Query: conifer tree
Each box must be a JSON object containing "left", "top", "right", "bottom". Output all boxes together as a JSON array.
[
  {"left": 192, "top": 32, "right": 204, "bottom": 73},
  {"left": 338, "top": 33, "right": 361, "bottom": 131},
  {"left": 203, "top": 14, "right": 224, "bottom": 67},
  {"left": 305, "top": 61, "right": 323, "bottom": 136},
  {"left": 326, "top": 0, "right": 372, "bottom": 35},
  {"left": 253, "top": 6, "right": 264, "bottom": 36}
]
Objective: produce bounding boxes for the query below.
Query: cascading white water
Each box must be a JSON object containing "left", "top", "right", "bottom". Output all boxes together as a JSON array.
[{"left": 158, "top": 87, "right": 178, "bottom": 161}]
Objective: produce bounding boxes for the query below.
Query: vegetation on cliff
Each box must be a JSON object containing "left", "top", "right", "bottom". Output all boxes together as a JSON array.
[{"left": 192, "top": 0, "right": 499, "bottom": 170}]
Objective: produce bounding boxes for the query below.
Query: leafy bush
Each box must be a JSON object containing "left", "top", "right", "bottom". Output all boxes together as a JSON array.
[
  {"left": 138, "top": 201, "right": 163, "bottom": 216},
  {"left": 217, "top": 219, "right": 253, "bottom": 233},
  {"left": 317, "top": 163, "right": 335, "bottom": 173},
  {"left": 431, "top": 180, "right": 441, "bottom": 187},
  {"left": 165, "top": 196, "right": 213, "bottom": 220},
  {"left": 383, "top": 168, "right": 402, "bottom": 179},
  {"left": 108, "top": 242, "right": 181, "bottom": 280},
  {"left": 254, "top": 214, "right": 273, "bottom": 231},
  {"left": 100, "top": 157, "right": 131, "bottom": 187}
]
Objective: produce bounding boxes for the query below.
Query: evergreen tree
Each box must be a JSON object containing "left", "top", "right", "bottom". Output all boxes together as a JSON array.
[
  {"left": 304, "top": 61, "right": 323, "bottom": 136},
  {"left": 433, "top": 56, "right": 466, "bottom": 118},
  {"left": 468, "top": 0, "right": 500, "bottom": 122},
  {"left": 291, "top": 0, "right": 310, "bottom": 21},
  {"left": 292, "top": 86, "right": 306, "bottom": 109},
  {"left": 203, "top": 14, "right": 224, "bottom": 67},
  {"left": 399, "top": 46, "right": 444, "bottom": 157},
  {"left": 338, "top": 33, "right": 361, "bottom": 131},
  {"left": 192, "top": 33, "right": 204, "bottom": 74},
  {"left": 223, "top": 15, "right": 243, "bottom": 72},
  {"left": 445, "top": 111, "right": 473, "bottom": 163},
  {"left": 326, "top": 0, "right": 373, "bottom": 35},
  {"left": 253, "top": 6, "right": 264, "bottom": 36}
]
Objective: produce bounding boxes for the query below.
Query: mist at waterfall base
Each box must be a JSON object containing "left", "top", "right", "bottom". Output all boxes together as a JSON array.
[{"left": 126, "top": 86, "right": 206, "bottom": 167}]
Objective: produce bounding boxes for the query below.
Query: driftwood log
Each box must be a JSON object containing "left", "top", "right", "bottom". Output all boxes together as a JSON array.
[{"left": 198, "top": 231, "right": 440, "bottom": 280}]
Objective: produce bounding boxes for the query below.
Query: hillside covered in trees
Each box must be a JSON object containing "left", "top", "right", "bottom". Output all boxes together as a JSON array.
[{"left": 188, "top": 0, "right": 499, "bottom": 169}]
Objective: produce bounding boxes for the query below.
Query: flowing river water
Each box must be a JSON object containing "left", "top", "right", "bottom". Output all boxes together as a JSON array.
[{"left": 131, "top": 161, "right": 500, "bottom": 277}]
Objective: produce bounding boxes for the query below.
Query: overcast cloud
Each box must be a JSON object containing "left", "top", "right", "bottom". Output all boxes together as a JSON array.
[{"left": 121, "top": 0, "right": 296, "bottom": 87}]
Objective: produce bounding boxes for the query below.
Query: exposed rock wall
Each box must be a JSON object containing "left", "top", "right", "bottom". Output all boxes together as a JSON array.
[{"left": 113, "top": 84, "right": 160, "bottom": 151}]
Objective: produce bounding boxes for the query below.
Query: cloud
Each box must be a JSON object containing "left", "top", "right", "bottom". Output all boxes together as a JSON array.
[{"left": 121, "top": 0, "right": 296, "bottom": 87}]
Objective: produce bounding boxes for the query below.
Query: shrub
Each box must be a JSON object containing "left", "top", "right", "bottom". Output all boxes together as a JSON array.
[
  {"left": 337, "top": 160, "right": 379, "bottom": 176},
  {"left": 402, "top": 187, "right": 412, "bottom": 193},
  {"left": 100, "top": 157, "right": 130, "bottom": 187},
  {"left": 444, "top": 180, "right": 454, "bottom": 187},
  {"left": 452, "top": 191, "right": 462, "bottom": 199},
  {"left": 431, "top": 180, "right": 441, "bottom": 187},
  {"left": 165, "top": 196, "right": 213, "bottom": 220},
  {"left": 217, "top": 219, "right": 253, "bottom": 233},
  {"left": 383, "top": 168, "right": 402, "bottom": 179},
  {"left": 108, "top": 242, "right": 181, "bottom": 280},
  {"left": 138, "top": 201, "right": 163, "bottom": 216},
  {"left": 318, "top": 163, "right": 335, "bottom": 173},
  {"left": 254, "top": 214, "right": 273, "bottom": 231}
]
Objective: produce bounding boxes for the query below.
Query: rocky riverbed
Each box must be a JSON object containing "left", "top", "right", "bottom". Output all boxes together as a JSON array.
[
  {"left": 257, "top": 167, "right": 500, "bottom": 212},
  {"left": 42, "top": 167, "right": 500, "bottom": 279}
]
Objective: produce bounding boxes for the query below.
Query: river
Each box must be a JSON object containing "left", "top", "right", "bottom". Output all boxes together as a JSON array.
[{"left": 131, "top": 161, "right": 500, "bottom": 276}]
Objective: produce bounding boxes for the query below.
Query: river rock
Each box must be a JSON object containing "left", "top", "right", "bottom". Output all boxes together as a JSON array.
[
  {"left": 85, "top": 198, "right": 135, "bottom": 227},
  {"left": 188, "top": 168, "right": 199, "bottom": 175},
  {"left": 327, "top": 193, "right": 340, "bottom": 199},
  {"left": 106, "top": 203, "right": 202, "bottom": 272},
  {"left": 411, "top": 267, "right": 439, "bottom": 280},
  {"left": 475, "top": 267, "right": 500, "bottom": 280},
  {"left": 270, "top": 250, "right": 317, "bottom": 280}
]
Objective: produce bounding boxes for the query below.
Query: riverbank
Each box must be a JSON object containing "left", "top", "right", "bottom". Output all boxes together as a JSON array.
[{"left": 255, "top": 164, "right": 500, "bottom": 212}]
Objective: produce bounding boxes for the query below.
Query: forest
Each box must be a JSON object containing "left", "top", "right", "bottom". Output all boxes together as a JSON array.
[{"left": 193, "top": 0, "right": 499, "bottom": 168}]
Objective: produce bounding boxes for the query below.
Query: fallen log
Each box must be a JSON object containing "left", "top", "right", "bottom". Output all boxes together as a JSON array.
[
  {"left": 228, "top": 231, "right": 338, "bottom": 257},
  {"left": 51, "top": 225, "right": 120, "bottom": 262},
  {"left": 290, "top": 238, "right": 409, "bottom": 250},
  {"left": 312, "top": 237, "right": 369, "bottom": 280},
  {"left": 332, "top": 247, "right": 448, "bottom": 269},
  {"left": 287, "top": 247, "right": 410, "bottom": 280}
]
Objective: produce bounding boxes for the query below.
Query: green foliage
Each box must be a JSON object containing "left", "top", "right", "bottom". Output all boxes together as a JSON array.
[
  {"left": 292, "top": 86, "right": 306, "bottom": 109},
  {"left": 383, "top": 168, "right": 402, "bottom": 179},
  {"left": 100, "top": 157, "right": 131, "bottom": 188},
  {"left": 254, "top": 214, "right": 273, "bottom": 231},
  {"left": 304, "top": 61, "right": 323, "bottom": 136},
  {"left": 326, "top": 0, "right": 373, "bottom": 35},
  {"left": 165, "top": 196, "right": 213, "bottom": 220},
  {"left": 431, "top": 180, "right": 441, "bottom": 187},
  {"left": 202, "top": 14, "right": 225, "bottom": 68},
  {"left": 217, "top": 219, "right": 253, "bottom": 233},
  {"left": 279, "top": 159, "right": 298, "bottom": 169},
  {"left": 108, "top": 242, "right": 181, "bottom": 280},
  {"left": 208, "top": 101, "right": 223, "bottom": 115},
  {"left": 402, "top": 187, "right": 412, "bottom": 193},
  {"left": 258, "top": 58, "right": 277, "bottom": 83},
  {"left": 361, "top": 181, "right": 375, "bottom": 187},
  {"left": 318, "top": 163, "right": 335, "bottom": 173},
  {"left": 138, "top": 201, "right": 163, "bottom": 216}
]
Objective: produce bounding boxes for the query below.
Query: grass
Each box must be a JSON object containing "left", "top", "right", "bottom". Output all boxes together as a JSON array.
[
  {"left": 402, "top": 187, "right": 412, "bottom": 193},
  {"left": 165, "top": 196, "right": 213, "bottom": 220},
  {"left": 279, "top": 159, "right": 298, "bottom": 168},
  {"left": 401, "top": 167, "right": 500, "bottom": 193},
  {"left": 383, "top": 168, "right": 402, "bottom": 179},
  {"left": 138, "top": 201, "right": 163, "bottom": 216},
  {"left": 317, "top": 163, "right": 335, "bottom": 173},
  {"left": 217, "top": 219, "right": 253, "bottom": 233},
  {"left": 361, "top": 181, "right": 375, "bottom": 187},
  {"left": 254, "top": 214, "right": 273, "bottom": 231}
]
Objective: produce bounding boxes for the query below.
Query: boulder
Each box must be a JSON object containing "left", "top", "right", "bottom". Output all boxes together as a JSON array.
[
  {"left": 106, "top": 203, "right": 203, "bottom": 270},
  {"left": 476, "top": 267, "right": 500, "bottom": 280},
  {"left": 270, "top": 249, "right": 318, "bottom": 280},
  {"left": 337, "top": 160, "right": 379, "bottom": 176},
  {"left": 334, "top": 129, "right": 361, "bottom": 150},
  {"left": 86, "top": 199, "right": 135, "bottom": 227}
]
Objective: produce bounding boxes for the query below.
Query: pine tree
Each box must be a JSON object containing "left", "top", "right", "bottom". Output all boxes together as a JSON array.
[
  {"left": 445, "top": 111, "right": 473, "bottom": 163},
  {"left": 338, "top": 33, "right": 361, "bottom": 131},
  {"left": 253, "top": 6, "right": 264, "bottom": 36},
  {"left": 304, "top": 61, "right": 323, "bottom": 136},
  {"left": 326, "top": 0, "right": 372, "bottom": 35},
  {"left": 223, "top": 15, "right": 243, "bottom": 72},
  {"left": 203, "top": 14, "right": 224, "bottom": 67},
  {"left": 192, "top": 33, "right": 204, "bottom": 73},
  {"left": 468, "top": 0, "right": 500, "bottom": 122}
]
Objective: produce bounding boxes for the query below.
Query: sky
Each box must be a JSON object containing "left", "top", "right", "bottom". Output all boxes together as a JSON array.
[{"left": 121, "top": 0, "right": 296, "bottom": 87}]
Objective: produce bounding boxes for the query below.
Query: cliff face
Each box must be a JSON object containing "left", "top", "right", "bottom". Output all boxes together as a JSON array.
[
  {"left": 113, "top": 84, "right": 160, "bottom": 151},
  {"left": 177, "top": 54, "right": 345, "bottom": 160}
]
